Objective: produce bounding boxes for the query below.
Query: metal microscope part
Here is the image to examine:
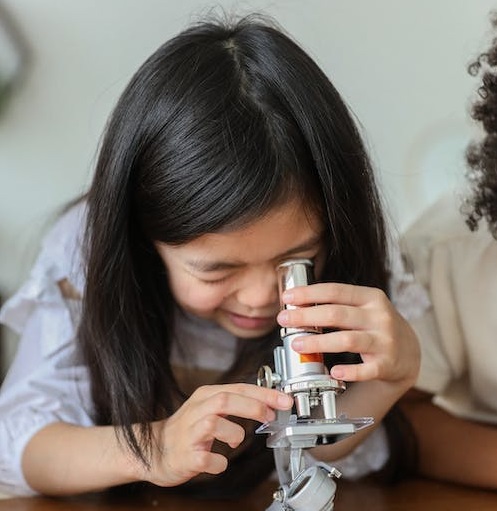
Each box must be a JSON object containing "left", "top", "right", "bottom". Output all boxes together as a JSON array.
[
  {"left": 267, "top": 455, "right": 342, "bottom": 511},
  {"left": 256, "top": 414, "right": 374, "bottom": 449},
  {"left": 273, "top": 259, "right": 346, "bottom": 419},
  {"left": 257, "top": 258, "right": 374, "bottom": 511},
  {"left": 277, "top": 258, "right": 322, "bottom": 338}
]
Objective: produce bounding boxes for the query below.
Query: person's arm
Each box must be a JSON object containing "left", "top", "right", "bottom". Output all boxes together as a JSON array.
[
  {"left": 399, "top": 389, "right": 497, "bottom": 489},
  {"left": 22, "top": 423, "right": 138, "bottom": 495},
  {"left": 22, "top": 383, "right": 294, "bottom": 496}
]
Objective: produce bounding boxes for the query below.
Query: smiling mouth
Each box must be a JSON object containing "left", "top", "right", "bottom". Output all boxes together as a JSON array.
[{"left": 225, "top": 311, "right": 277, "bottom": 330}]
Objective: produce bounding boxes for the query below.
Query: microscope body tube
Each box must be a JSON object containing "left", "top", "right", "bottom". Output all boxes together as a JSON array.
[
  {"left": 281, "top": 333, "right": 325, "bottom": 382},
  {"left": 277, "top": 259, "right": 325, "bottom": 381},
  {"left": 276, "top": 259, "right": 341, "bottom": 419}
]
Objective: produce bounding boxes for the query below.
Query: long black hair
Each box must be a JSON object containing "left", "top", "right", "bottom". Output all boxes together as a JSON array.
[{"left": 79, "top": 14, "right": 390, "bottom": 496}]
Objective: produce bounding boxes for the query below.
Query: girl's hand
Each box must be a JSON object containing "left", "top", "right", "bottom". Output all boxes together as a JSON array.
[
  {"left": 277, "top": 282, "right": 420, "bottom": 388},
  {"left": 137, "top": 383, "right": 293, "bottom": 487}
]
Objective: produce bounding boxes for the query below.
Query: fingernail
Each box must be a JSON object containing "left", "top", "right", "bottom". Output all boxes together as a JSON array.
[
  {"left": 278, "top": 310, "right": 289, "bottom": 324},
  {"left": 266, "top": 409, "right": 276, "bottom": 422},
  {"left": 282, "top": 291, "right": 294, "bottom": 303},
  {"left": 291, "top": 338, "right": 303, "bottom": 351},
  {"left": 331, "top": 367, "right": 344, "bottom": 379},
  {"left": 278, "top": 393, "right": 293, "bottom": 408}
]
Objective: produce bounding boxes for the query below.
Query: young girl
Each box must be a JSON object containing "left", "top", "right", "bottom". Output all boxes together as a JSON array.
[{"left": 0, "top": 15, "right": 422, "bottom": 497}]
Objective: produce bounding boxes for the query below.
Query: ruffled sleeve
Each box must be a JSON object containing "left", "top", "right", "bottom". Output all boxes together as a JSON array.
[
  {"left": 0, "top": 202, "right": 94, "bottom": 496},
  {"left": 388, "top": 243, "right": 431, "bottom": 322}
]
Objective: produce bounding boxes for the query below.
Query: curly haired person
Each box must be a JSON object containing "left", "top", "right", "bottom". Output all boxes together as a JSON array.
[{"left": 399, "top": 13, "right": 497, "bottom": 489}]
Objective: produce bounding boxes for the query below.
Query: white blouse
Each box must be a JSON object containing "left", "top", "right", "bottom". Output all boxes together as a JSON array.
[{"left": 0, "top": 203, "right": 430, "bottom": 495}]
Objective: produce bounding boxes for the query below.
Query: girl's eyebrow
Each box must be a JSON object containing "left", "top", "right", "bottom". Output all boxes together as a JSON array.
[{"left": 186, "top": 233, "right": 323, "bottom": 273}]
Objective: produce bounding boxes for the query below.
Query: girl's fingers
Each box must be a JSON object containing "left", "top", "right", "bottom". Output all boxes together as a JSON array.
[
  {"left": 330, "top": 361, "right": 380, "bottom": 382},
  {"left": 290, "top": 330, "right": 391, "bottom": 383},
  {"left": 225, "top": 383, "right": 293, "bottom": 411},
  {"left": 278, "top": 303, "right": 369, "bottom": 330},
  {"left": 190, "top": 384, "right": 293, "bottom": 424},
  {"left": 291, "top": 330, "right": 377, "bottom": 356},
  {"left": 282, "top": 282, "right": 386, "bottom": 307},
  {"left": 190, "top": 415, "right": 246, "bottom": 449},
  {"left": 187, "top": 450, "right": 228, "bottom": 476}
]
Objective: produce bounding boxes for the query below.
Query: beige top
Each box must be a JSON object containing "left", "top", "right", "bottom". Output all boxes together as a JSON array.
[{"left": 401, "top": 193, "right": 497, "bottom": 423}]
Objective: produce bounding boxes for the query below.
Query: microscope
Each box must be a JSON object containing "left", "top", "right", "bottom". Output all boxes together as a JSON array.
[{"left": 256, "top": 259, "right": 373, "bottom": 511}]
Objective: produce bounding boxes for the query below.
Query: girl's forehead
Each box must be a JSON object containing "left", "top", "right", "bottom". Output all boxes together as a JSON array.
[{"left": 166, "top": 200, "right": 325, "bottom": 265}]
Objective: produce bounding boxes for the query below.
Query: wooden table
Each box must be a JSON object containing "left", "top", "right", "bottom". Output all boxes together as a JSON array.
[{"left": 1, "top": 477, "right": 497, "bottom": 510}]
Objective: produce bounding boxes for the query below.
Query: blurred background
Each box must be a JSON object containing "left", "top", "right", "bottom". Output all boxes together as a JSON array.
[{"left": 0, "top": 0, "right": 495, "bottom": 375}]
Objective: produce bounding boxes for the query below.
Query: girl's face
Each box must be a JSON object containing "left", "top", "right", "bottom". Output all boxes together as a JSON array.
[{"left": 155, "top": 199, "right": 326, "bottom": 339}]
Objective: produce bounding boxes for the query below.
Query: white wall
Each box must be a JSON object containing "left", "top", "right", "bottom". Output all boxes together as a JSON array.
[{"left": 0, "top": 0, "right": 495, "bottom": 371}]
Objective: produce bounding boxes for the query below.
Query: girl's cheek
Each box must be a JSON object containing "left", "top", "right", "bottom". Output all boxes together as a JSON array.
[
  {"left": 190, "top": 293, "right": 224, "bottom": 311},
  {"left": 167, "top": 270, "right": 233, "bottom": 312},
  {"left": 182, "top": 285, "right": 230, "bottom": 312}
]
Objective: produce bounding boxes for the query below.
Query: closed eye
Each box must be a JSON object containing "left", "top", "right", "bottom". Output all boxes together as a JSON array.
[{"left": 198, "top": 276, "right": 231, "bottom": 285}]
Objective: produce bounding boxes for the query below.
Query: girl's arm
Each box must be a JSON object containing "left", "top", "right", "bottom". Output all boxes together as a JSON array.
[
  {"left": 22, "top": 383, "right": 293, "bottom": 496},
  {"left": 399, "top": 389, "right": 497, "bottom": 489},
  {"left": 22, "top": 422, "right": 137, "bottom": 495}
]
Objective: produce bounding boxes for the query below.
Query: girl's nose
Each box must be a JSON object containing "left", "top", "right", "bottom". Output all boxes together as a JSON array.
[{"left": 236, "top": 268, "right": 279, "bottom": 311}]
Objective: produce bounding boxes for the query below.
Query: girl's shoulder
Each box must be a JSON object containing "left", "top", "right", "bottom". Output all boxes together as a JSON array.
[
  {"left": 42, "top": 201, "right": 87, "bottom": 258},
  {"left": 38, "top": 201, "right": 88, "bottom": 296},
  {"left": 0, "top": 201, "right": 87, "bottom": 351}
]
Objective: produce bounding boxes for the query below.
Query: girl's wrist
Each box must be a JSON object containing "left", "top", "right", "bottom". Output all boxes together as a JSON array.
[{"left": 107, "top": 425, "right": 147, "bottom": 484}]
